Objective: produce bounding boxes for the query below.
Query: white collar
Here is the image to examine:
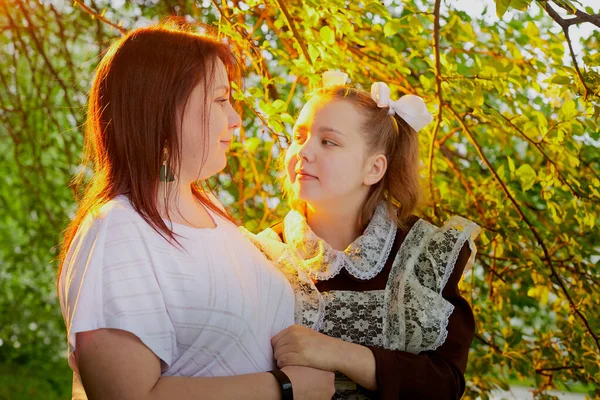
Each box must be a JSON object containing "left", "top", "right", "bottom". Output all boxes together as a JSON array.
[{"left": 283, "top": 203, "right": 397, "bottom": 281}]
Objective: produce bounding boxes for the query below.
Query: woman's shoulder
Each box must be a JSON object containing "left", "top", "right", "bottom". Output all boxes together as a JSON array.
[
  {"left": 75, "top": 195, "right": 151, "bottom": 244},
  {"left": 86, "top": 194, "right": 138, "bottom": 222}
]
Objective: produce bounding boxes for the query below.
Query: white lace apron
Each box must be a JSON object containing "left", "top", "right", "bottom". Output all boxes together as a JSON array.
[{"left": 242, "top": 204, "right": 480, "bottom": 398}]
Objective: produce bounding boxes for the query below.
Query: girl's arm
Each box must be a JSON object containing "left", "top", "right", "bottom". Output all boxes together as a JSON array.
[
  {"left": 76, "top": 328, "right": 334, "bottom": 400},
  {"left": 331, "top": 340, "right": 377, "bottom": 390}
]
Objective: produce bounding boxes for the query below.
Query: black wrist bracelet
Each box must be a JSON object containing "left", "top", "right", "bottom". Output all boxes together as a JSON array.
[{"left": 268, "top": 369, "right": 293, "bottom": 400}]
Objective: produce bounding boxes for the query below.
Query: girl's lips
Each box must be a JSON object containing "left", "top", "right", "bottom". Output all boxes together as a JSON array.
[{"left": 297, "top": 173, "right": 317, "bottom": 180}]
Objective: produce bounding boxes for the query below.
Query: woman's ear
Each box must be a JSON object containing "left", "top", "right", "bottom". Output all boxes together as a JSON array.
[{"left": 363, "top": 153, "right": 387, "bottom": 186}]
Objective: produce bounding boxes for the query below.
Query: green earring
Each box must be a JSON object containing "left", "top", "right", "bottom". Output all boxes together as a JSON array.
[{"left": 160, "top": 162, "right": 175, "bottom": 182}]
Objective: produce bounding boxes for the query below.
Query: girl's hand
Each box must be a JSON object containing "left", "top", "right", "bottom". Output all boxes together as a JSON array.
[{"left": 272, "top": 324, "right": 344, "bottom": 371}]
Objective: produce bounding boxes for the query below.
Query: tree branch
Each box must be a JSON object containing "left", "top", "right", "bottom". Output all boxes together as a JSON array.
[
  {"left": 428, "top": 0, "right": 444, "bottom": 219},
  {"left": 478, "top": 254, "right": 507, "bottom": 284},
  {"left": 535, "top": 364, "right": 584, "bottom": 373},
  {"left": 483, "top": 102, "right": 596, "bottom": 203},
  {"left": 538, "top": 1, "right": 596, "bottom": 99},
  {"left": 448, "top": 105, "right": 600, "bottom": 352},
  {"left": 210, "top": 0, "right": 280, "bottom": 101},
  {"left": 545, "top": 0, "right": 600, "bottom": 28},
  {"left": 273, "top": 0, "right": 312, "bottom": 66},
  {"left": 347, "top": 47, "right": 413, "bottom": 94},
  {"left": 474, "top": 333, "right": 502, "bottom": 353},
  {"left": 72, "top": 0, "right": 127, "bottom": 34},
  {"left": 439, "top": 144, "right": 487, "bottom": 220}
]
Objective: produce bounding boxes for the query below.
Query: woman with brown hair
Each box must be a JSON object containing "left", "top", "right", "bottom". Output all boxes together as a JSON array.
[
  {"left": 58, "top": 25, "right": 334, "bottom": 400},
  {"left": 247, "top": 72, "right": 481, "bottom": 399}
]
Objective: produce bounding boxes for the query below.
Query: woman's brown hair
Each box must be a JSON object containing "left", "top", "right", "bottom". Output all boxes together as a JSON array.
[
  {"left": 283, "top": 86, "right": 422, "bottom": 230},
  {"left": 58, "top": 23, "right": 241, "bottom": 278}
]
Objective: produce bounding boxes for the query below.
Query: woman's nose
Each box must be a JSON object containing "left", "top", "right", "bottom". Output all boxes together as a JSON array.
[{"left": 228, "top": 104, "right": 241, "bottom": 130}]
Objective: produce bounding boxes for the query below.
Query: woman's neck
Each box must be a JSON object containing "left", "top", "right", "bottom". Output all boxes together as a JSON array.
[
  {"left": 305, "top": 200, "right": 365, "bottom": 251},
  {"left": 157, "top": 181, "right": 215, "bottom": 228}
]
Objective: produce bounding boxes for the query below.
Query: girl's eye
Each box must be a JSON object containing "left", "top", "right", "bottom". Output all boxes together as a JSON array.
[
  {"left": 217, "top": 98, "right": 229, "bottom": 105},
  {"left": 322, "top": 139, "right": 337, "bottom": 146}
]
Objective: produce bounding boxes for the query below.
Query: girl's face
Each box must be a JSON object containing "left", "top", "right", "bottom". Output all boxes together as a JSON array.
[
  {"left": 179, "top": 58, "right": 241, "bottom": 183},
  {"left": 285, "top": 96, "right": 385, "bottom": 210}
]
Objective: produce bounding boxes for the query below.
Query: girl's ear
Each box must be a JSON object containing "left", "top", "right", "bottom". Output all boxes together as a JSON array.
[{"left": 363, "top": 153, "right": 387, "bottom": 186}]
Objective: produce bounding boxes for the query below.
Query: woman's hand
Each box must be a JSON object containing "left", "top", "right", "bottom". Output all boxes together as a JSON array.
[{"left": 272, "top": 324, "right": 345, "bottom": 372}]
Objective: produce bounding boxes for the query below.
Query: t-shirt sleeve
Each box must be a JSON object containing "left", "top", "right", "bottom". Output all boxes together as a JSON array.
[{"left": 59, "top": 208, "right": 176, "bottom": 374}]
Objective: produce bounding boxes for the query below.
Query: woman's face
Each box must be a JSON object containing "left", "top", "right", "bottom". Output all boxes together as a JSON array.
[
  {"left": 285, "top": 96, "right": 379, "bottom": 209},
  {"left": 179, "top": 58, "right": 241, "bottom": 183}
]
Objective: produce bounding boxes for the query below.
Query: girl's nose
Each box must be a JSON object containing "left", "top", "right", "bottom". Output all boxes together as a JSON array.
[{"left": 298, "top": 137, "right": 315, "bottom": 162}]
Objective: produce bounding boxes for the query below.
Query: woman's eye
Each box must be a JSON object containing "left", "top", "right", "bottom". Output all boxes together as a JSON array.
[
  {"left": 322, "top": 139, "right": 337, "bottom": 146},
  {"left": 217, "top": 98, "right": 229, "bottom": 105}
]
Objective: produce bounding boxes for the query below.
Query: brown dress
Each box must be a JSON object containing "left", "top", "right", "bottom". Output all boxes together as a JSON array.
[
  {"left": 268, "top": 212, "right": 477, "bottom": 400},
  {"left": 241, "top": 205, "right": 479, "bottom": 400},
  {"left": 316, "top": 219, "right": 475, "bottom": 400}
]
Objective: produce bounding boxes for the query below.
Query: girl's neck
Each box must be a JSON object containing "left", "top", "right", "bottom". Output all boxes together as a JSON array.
[{"left": 305, "top": 199, "right": 365, "bottom": 251}]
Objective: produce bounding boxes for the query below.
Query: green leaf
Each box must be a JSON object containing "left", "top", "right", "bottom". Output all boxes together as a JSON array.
[
  {"left": 516, "top": 164, "right": 537, "bottom": 191},
  {"left": 270, "top": 119, "right": 284, "bottom": 134},
  {"left": 308, "top": 43, "right": 320, "bottom": 63},
  {"left": 319, "top": 26, "right": 335, "bottom": 45},
  {"left": 566, "top": 152, "right": 580, "bottom": 168},
  {"left": 258, "top": 100, "right": 274, "bottom": 115},
  {"left": 510, "top": 0, "right": 532, "bottom": 11},
  {"left": 550, "top": 75, "right": 571, "bottom": 85},
  {"left": 383, "top": 19, "right": 403, "bottom": 37},
  {"left": 584, "top": 52, "right": 600, "bottom": 66},
  {"left": 495, "top": 0, "right": 510, "bottom": 18},
  {"left": 507, "top": 156, "right": 515, "bottom": 175},
  {"left": 281, "top": 113, "right": 295, "bottom": 124},
  {"left": 274, "top": 19, "right": 285, "bottom": 29},
  {"left": 497, "top": 164, "right": 507, "bottom": 180},
  {"left": 243, "top": 137, "right": 261, "bottom": 154},
  {"left": 562, "top": 99, "right": 577, "bottom": 118},
  {"left": 272, "top": 99, "right": 287, "bottom": 112}
]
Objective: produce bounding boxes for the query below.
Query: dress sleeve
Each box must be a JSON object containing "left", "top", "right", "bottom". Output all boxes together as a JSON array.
[
  {"left": 58, "top": 207, "right": 177, "bottom": 374},
  {"left": 239, "top": 226, "right": 287, "bottom": 261},
  {"left": 367, "top": 243, "right": 475, "bottom": 400}
]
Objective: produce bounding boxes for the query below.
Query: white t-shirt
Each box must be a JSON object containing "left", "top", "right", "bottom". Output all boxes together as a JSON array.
[{"left": 59, "top": 195, "right": 294, "bottom": 394}]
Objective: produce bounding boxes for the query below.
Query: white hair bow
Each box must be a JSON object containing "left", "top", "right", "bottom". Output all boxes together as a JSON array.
[
  {"left": 322, "top": 70, "right": 348, "bottom": 88},
  {"left": 371, "top": 82, "right": 433, "bottom": 132}
]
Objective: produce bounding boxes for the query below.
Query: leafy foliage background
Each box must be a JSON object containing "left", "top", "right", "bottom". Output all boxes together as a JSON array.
[{"left": 0, "top": 0, "right": 598, "bottom": 398}]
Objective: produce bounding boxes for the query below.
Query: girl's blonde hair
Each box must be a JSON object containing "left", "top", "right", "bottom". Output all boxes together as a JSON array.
[{"left": 283, "top": 86, "right": 422, "bottom": 230}]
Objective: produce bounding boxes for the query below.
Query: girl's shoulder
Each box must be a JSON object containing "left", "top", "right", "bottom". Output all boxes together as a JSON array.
[
  {"left": 392, "top": 214, "right": 481, "bottom": 284},
  {"left": 239, "top": 221, "right": 288, "bottom": 261},
  {"left": 267, "top": 220, "right": 284, "bottom": 240},
  {"left": 412, "top": 215, "right": 480, "bottom": 242}
]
